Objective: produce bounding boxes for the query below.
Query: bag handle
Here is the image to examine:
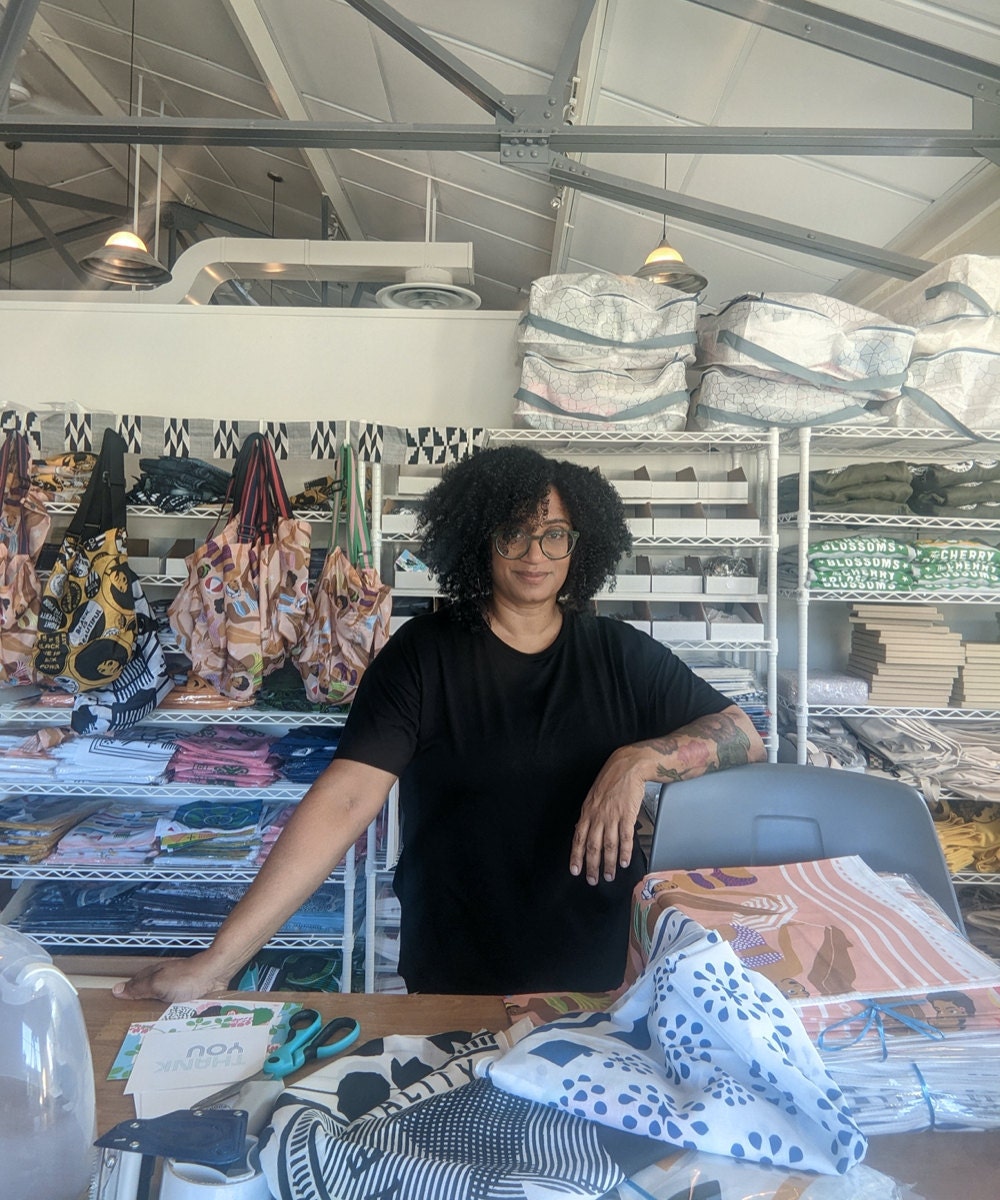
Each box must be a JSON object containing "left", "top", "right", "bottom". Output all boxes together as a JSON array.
[
  {"left": 0, "top": 430, "right": 33, "bottom": 556},
  {"left": 343, "top": 444, "right": 375, "bottom": 569},
  {"left": 66, "top": 428, "right": 127, "bottom": 540}
]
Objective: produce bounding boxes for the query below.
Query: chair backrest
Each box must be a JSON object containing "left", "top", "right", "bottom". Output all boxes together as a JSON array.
[{"left": 648, "top": 762, "right": 965, "bottom": 932}]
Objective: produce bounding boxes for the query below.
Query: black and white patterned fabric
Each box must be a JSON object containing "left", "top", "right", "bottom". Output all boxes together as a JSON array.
[
  {"left": 259, "top": 1029, "right": 663, "bottom": 1200},
  {"left": 163, "top": 418, "right": 190, "bottom": 457},
  {"left": 213, "top": 421, "right": 241, "bottom": 458},
  {"left": 310, "top": 421, "right": 339, "bottom": 460},
  {"left": 116, "top": 415, "right": 142, "bottom": 453},
  {"left": 65, "top": 411, "right": 93, "bottom": 452},
  {"left": 406, "top": 426, "right": 487, "bottom": 465}
]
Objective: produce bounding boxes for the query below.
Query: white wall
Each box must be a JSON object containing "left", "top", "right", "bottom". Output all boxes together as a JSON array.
[{"left": 0, "top": 303, "right": 522, "bottom": 427}]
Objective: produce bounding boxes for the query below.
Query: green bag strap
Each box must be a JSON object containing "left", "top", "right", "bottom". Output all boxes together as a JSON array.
[{"left": 342, "top": 443, "right": 374, "bottom": 569}]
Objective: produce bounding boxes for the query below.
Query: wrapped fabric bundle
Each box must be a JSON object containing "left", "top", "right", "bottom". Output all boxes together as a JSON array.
[
  {"left": 890, "top": 315, "right": 1000, "bottom": 434},
  {"left": 517, "top": 272, "right": 697, "bottom": 368},
  {"left": 879, "top": 254, "right": 1000, "bottom": 327},
  {"left": 690, "top": 365, "right": 890, "bottom": 431},
  {"left": 697, "top": 293, "right": 914, "bottom": 398},
  {"left": 515, "top": 352, "right": 689, "bottom": 431}
]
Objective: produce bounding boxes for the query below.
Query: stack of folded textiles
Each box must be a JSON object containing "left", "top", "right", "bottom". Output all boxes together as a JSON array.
[
  {"left": 846, "top": 605, "right": 964, "bottom": 706},
  {"left": 51, "top": 731, "right": 177, "bottom": 785},
  {"left": 806, "top": 535, "right": 916, "bottom": 590},
  {"left": 910, "top": 459, "right": 1000, "bottom": 517},
  {"left": 626, "top": 856, "right": 1000, "bottom": 1135},
  {"left": 0, "top": 796, "right": 100, "bottom": 862},
  {"left": 911, "top": 538, "right": 1000, "bottom": 589},
  {"left": 45, "top": 803, "right": 166, "bottom": 866},
  {"left": 270, "top": 727, "right": 341, "bottom": 783},
  {"left": 154, "top": 798, "right": 270, "bottom": 865},
  {"left": 952, "top": 644, "right": 1000, "bottom": 708},
  {"left": 166, "top": 726, "right": 280, "bottom": 787},
  {"left": 778, "top": 461, "right": 913, "bottom": 515}
]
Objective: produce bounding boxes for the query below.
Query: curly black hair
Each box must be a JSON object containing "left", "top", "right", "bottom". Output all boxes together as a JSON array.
[{"left": 416, "top": 446, "right": 632, "bottom": 629}]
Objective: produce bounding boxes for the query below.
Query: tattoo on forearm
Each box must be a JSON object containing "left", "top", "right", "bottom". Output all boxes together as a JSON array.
[{"left": 651, "top": 712, "right": 754, "bottom": 781}]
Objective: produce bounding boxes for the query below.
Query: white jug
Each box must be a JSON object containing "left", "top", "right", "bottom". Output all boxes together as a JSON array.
[{"left": 0, "top": 926, "right": 96, "bottom": 1200}]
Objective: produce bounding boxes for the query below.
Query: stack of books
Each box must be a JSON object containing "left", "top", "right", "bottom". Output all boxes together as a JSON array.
[
  {"left": 952, "top": 642, "right": 1000, "bottom": 708},
  {"left": 846, "top": 604, "right": 964, "bottom": 706}
]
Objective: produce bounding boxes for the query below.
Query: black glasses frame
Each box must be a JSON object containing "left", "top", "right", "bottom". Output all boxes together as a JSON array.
[{"left": 494, "top": 529, "right": 580, "bottom": 560}]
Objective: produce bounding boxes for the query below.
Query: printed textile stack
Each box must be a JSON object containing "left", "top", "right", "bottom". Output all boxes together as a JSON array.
[
  {"left": 805, "top": 534, "right": 916, "bottom": 591},
  {"left": 878, "top": 253, "right": 1000, "bottom": 434},
  {"left": 911, "top": 537, "right": 1000, "bottom": 589},
  {"left": 846, "top": 604, "right": 964, "bottom": 706},
  {"left": 626, "top": 856, "right": 1000, "bottom": 1135},
  {"left": 689, "top": 292, "right": 913, "bottom": 431},
  {"left": 513, "top": 272, "right": 697, "bottom": 431},
  {"left": 165, "top": 726, "right": 281, "bottom": 788},
  {"left": 910, "top": 459, "right": 1000, "bottom": 518}
]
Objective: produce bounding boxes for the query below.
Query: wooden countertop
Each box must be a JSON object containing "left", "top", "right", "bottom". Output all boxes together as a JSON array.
[{"left": 81, "top": 986, "right": 1000, "bottom": 1199}]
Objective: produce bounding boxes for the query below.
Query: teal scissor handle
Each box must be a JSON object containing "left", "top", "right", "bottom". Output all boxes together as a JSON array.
[{"left": 264, "top": 1009, "right": 361, "bottom": 1080}]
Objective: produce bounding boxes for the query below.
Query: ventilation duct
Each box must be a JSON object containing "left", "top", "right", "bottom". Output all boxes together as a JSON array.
[
  {"left": 0, "top": 239, "right": 478, "bottom": 306},
  {"left": 376, "top": 266, "right": 481, "bottom": 310}
]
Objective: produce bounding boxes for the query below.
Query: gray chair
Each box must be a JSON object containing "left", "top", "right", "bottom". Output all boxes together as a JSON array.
[{"left": 648, "top": 762, "right": 965, "bottom": 932}]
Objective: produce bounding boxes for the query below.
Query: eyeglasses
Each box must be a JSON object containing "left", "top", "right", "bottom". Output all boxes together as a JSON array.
[{"left": 494, "top": 527, "right": 580, "bottom": 560}]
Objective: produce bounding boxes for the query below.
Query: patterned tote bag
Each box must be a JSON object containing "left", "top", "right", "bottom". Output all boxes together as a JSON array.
[
  {"left": 169, "top": 433, "right": 310, "bottom": 702},
  {"left": 32, "top": 428, "right": 137, "bottom": 692},
  {"left": 0, "top": 429, "right": 51, "bottom": 685},
  {"left": 296, "top": 444, "right": 391, "bottom": 706}
]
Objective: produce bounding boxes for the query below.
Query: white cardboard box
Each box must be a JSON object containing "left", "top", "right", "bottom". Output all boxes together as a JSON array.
[
  {"left": 704, "top": 516, "right": 761, "bottom": 538},
  {"left": 129, "top": 555, "right": 162, "bottom": 575},
  {"left": 597, "top": 575, "right": 652, "bottom": 599},
  {"left": 703, "top": 575, "right": 760, "bottom": 596},
  {"left": 627, "top": 517, "right": 654, "bottom": 537},
  {"left": 707, "top": 618, "right": 765, "bottom": 642},
  {"left": 393, "top": 568, "right": 436, "bottom": 590},
  {"left": 394, "top": 476, "right": 438, "bottom": 495},
  {"left": 648, "top": 481, "right": 701, "bottom": 501},
  {"left": 381, "top": 512, "right": 420, "bottom": 534},
  {"left": 652, "top": 619, "right": 707, "bottom": 641},
  {"left": 698, "top": 480, "right": 749, "bottom": 501},
  {"left": 653, "top": 515, "right": 707, "bottom": 537}
]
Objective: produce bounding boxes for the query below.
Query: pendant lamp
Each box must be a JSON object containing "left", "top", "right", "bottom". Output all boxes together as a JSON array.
[
  {"left": 79, "top": 0, "right": 171, "bottom": 287},
  {"left": 634, "top": 158, "right": 706, "bottom": 294}
]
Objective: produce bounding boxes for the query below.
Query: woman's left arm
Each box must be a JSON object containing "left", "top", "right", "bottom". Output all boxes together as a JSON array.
[{"left": 569, "top": 704, "right": 766, "bottom": 886}]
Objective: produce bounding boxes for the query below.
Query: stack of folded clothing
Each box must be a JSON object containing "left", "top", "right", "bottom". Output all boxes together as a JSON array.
[
  {"left": 166, "top": 726, "right": 281, "bottom": 788},
  {"left": 514, "top": 272, "right": 697, "bottom": 431},
  {"left": 45, "top": 803, "right": 167, "bottom": 866},
  {"left": 778, "top": 461, "right": 913, "bottom": 515},
  {"left": 690, "top": 292, "right": 912, "bottom": 431},
  {"left": 271, "top": 727, "right": 341, "bottom": 783},
  {"left": 911, "top": 538, "right": 1000, "bottom": 589},
  {"left": 51, "top": 731, "right": 178, "bottom": 785},
  {"left": 126, "top": 455, "right": 232, "bottom": 512},
  {"left": 846, "top": 604, "right": 964, "bottom": 706},
  {"left": 154, "top": 798, "right": 268, "bottom": 865},
  {"left": 910, "top": 459, "right": 1000, "bottom": 517},
  {"left": 0, "top": 796, "right": 99, "bottom": 862},
  {"left": 952, "top": 643, "right": 1000, "bottom": 709},
  {"left": 805, "top": 534, "right": 916, "bottom": 590}
]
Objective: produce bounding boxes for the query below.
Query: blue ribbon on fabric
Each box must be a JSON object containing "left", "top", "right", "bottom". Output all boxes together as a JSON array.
[
  {"left": 911, "top": 1062, "right": 938, "bottom": 1130},
  {"left": 817, "top": 1000, "right": 946, "bottom": 1062}
]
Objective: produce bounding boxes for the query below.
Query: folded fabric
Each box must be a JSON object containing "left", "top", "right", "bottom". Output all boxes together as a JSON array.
[
  {"left": 262, "top": 1028, "right": 663, "bottom": 1199},
  {"left": 484, "top": 907, "right": 867, "bottom": 1175}
]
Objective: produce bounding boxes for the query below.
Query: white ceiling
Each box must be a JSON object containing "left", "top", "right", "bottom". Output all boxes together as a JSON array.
[{"left": 1, "top": 0, "right": 999, "bottom": 311}]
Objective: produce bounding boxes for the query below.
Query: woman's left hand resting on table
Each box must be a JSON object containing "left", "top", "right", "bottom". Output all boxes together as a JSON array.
[{"left": 570, "top": 704, "right": 764, "bottom": 886}]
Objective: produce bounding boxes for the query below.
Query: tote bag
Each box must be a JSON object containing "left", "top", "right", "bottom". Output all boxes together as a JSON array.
[
  {"left": 168, "top": 433, "right": 311, "bottom": 702},
  {"left": 0, "top": 429, "right": 51, "bottom": 685},
  {"left": 296, "top": 445, "right": 391, "bottom": 706},
  {"left": 32, "top": 428, "right": 136, "bottom": 692}
]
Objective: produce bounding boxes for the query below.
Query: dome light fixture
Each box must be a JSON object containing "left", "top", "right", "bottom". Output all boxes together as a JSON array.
[{"left": 634, "top": 156, "right": 706, "bottom": 295}]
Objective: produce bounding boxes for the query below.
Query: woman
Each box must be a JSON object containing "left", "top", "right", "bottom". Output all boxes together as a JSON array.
[{"left": 115, "top": 446, "right": 764, "bottom": 1001}]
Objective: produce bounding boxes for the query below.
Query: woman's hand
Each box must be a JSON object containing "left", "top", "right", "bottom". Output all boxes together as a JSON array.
[
  {"left": 111, "top": 951, "right": 233, "bottom": 1003},
  {"left": 569, "top": 744, "right": 649, "bottom": 886}
]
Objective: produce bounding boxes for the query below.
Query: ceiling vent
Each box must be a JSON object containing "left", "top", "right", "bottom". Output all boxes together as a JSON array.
[{"left": 375, "top": 266, "right": 481, "bottom": 310}]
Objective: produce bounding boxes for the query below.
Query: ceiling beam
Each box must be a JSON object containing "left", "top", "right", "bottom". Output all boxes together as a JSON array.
[
  {"left": 548, "top": 154, "right": 933, "bottom": 279},
  {"left": 1, "top": 114, "right": 997, "bottom": 157},
  {"left": 0, "top": 162, "right": 89, "bottom": 282},
  {"left": 0, "top": 213, "right": 122, "bottom": 264},
  {"left": 342, "top": 0, "right": 518, "bottom": 121},
  {"left": 684, "top": 0, "right": 1000, "bottom": 101},
  {"left": 223, "top": 0, "right": 365, "bottom": 240},
  {"left": 0, "top": 178, "right": 130, "bottom": 217},
  {"left": 547, "top": 0, "right": 598, "bottom": 104},
  {"left": 0, "top": 0, "right": 40, "bottom": 109}
]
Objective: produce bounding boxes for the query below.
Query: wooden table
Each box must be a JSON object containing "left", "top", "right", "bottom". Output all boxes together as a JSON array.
[{"left": 82, "top": 987, "right": 1000, "bottom": 1200}]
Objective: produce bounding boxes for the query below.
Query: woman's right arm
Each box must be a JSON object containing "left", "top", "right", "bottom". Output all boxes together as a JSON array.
[{"left": 112, "top": 757, "right": 396, "bottom": 1003}]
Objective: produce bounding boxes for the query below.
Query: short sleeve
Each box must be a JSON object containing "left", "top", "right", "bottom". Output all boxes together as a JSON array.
[{"left": 334, "top": 627, "right": 422, "bottom": 777}]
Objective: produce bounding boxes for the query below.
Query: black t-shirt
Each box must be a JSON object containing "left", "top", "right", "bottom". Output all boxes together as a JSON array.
[{"left": 336, "top": 607, "right": 731, "bottom": 994}]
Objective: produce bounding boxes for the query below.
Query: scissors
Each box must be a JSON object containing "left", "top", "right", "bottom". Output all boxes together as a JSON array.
[{"left": 196, "top": 1008, "right": 361, "bottom": 1109}]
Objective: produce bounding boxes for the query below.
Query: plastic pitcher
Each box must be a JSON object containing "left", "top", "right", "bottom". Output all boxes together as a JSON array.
[{"left": 0, "top": 926, "right": 96, "bottom": 1200}]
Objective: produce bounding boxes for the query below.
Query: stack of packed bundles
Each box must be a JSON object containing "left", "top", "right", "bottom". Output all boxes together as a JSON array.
[
  {"left": 166, "top": 726, "right": 281, "bottom": 788},
  {"left": 952, "top": 643, "right": 1000, "bottom": 709},
  {"left": 777, "top": 460, "right": 913, "bottom": 515},
  {"left": 806, "top": 533, "right": 916, "bottom": 591},
  {"left": 689, "top": 292, "right": 913, "bottom": 431},
  {"left": 847, "top": 604, "right": 964, "bottom": 706},
  {"left": 514, "top": 272, "right": 697, "bottom": 431},
  {"left": 154, "top": 798, "right": 269, "bottom": 865},
  {"left": 0, "top": 796, "right": 98, "bottom": 862},
  {"left": 626, "top": 857, "right": 1000, "bottom": 1136},
  {"left": 126, "top": 455, "right": 232, "bottom": 512},
  {"left": 30, "top": 452, "right": 96, "bottom": 503},
  {"left": 910, "top": 459, "right": 1000, "bottom": 517},
  {"left": 911, "top": 538, "right": 1000, "bottom": 589},
  {"left": 879, "top": 254, "right": 1000, "bottom": 434},
  {"left": 45, "top": 802, "right": 166, "bottom": 866}
]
